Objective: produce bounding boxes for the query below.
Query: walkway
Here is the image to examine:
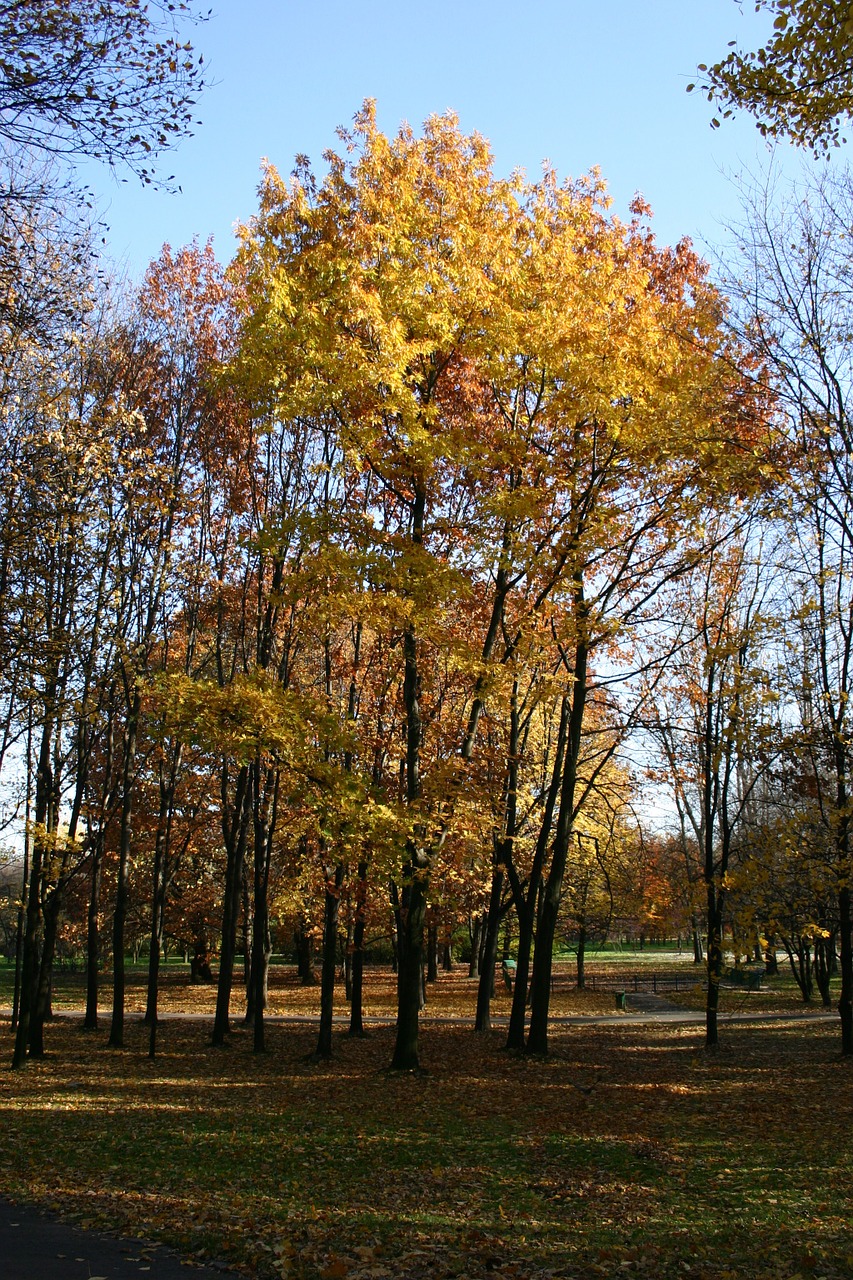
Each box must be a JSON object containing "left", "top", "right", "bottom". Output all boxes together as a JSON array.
[{"left": 0, "top": 1196, "right": 236, "bottom": 1279}]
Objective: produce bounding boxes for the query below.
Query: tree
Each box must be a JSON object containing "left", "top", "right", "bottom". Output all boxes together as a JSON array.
[
  {"left": 725, "top": 164, "right": 853, "bottom": 1052},
  {"left": 641, "top": 521, "right": 779, "bottom": 1047},
  {"left": 0, "top": 0, "right": 208, "bottom": 185},
  {"left": 695, "top": 0, "right": 853, "bottom": 151},
  {"left": 232, "top": 105, "right": 772, "bottom": 1068}
]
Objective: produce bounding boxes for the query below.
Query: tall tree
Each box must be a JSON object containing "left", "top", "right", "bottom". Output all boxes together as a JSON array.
[
  {"left": 726, "top": 165, "right": 853, "bottom": 1053},
  {"left": 232, "top": 106, "right": 772, "bottom": 1067}
]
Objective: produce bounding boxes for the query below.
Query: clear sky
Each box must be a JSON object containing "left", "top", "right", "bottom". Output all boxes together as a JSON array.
[{"left": 85, "top": 0, "right": 812, "bottom": 280}]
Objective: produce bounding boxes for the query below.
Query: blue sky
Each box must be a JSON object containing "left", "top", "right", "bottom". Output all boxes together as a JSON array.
[{"left": 86, "top": 1, "right": 811, "bottom": 279}]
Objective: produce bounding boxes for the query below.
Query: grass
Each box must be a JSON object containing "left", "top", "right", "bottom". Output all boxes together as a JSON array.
[{"left": 1, "top": 966, "right": 852, "bottom": 1279}]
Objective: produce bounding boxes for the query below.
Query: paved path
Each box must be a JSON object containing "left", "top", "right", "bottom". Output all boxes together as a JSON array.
[
  {"left": 0, "top": 1197, "right": 236, "bottom": 1279},
  {"left": 1, "top": 998, "right": 838, "bottom": 1029}
]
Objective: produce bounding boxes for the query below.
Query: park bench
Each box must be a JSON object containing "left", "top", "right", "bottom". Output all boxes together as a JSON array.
[{"left": 723, "top": 967, "right": 763, "bottom": 991}]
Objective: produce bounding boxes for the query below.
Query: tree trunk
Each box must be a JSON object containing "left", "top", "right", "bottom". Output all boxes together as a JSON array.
[
  {"left": 11, "top": 799, "right": 30, "bottom": 1034},
  {"left": 576, "top": 924, "right": 586, "bottom": 990},
  {"left": 814, "top": 930, "right": 833, "bottom": 1007},
  {"left": 507, "top": 900, "right": 534, "bottom": 1052},
  {"left": 705, "top": 886, "right": 724, "bottom": 1049},
  {"left": 426, "top": 918, "right": 438, "bottom": 983},
  {"left": 29, "top": 893, "right": 61, "bottom": 1057},
  {"left": 475, "top": 866, "right": 504, "bottom": 1033},
  {"left": 316, "top": 864, "right": 344, "bottom": 1058},
  {"left": 344, "top": 916, "right": 354, "bottom": 1001},
  {"left": 109, "top": 691, "right": 140, "bottom": 1050},
  {"left": 468, "top": 913, "right": 482, "bottom": 978},
  {"left": 691, "top": 913, "right": 704, "bottom": 965},
  {"left": 390, "top": 548, "right": 429, "bottom": 1070},
  {"left": 12, "top": 839, "right": 42, "bottom": 1069},
  {"left": 349, "top": 860, "right": 368, "bottom": 1037},
  {"left": 390, "top": 860, "right": 427, "bottom": 1070},
  {"left": 84, "top": 841, "right": 103, "bottom": 1030},
  {"left": 212, "top": 763, "right": 250, "bottom": 1048},
  {"left": 838, "top": 883, "right": 853, "bottom": 1054},
  {"left": 295, "top": 922, "right": 317, "bottom": 986},
  {"left": 527, "top": 637, "right": 587, "bottom": 1057}
]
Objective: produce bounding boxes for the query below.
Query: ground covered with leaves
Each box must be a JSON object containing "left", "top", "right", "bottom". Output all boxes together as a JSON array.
[{"left": 2, "top": 986, "right": 852, "bottom": 1280}]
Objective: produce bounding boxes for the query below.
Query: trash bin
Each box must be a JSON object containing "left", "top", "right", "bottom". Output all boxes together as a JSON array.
[{"left": 615, "top": 990, "right": 627, "bottom": 1011}]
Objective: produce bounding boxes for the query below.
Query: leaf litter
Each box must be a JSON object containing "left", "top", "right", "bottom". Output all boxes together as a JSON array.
[{"left": 1, "top": 1005, "right": 852, "bottom": 1280}]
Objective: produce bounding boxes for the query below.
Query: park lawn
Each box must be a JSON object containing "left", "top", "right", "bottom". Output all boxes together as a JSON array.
[
  {"left": 1, "top": 1015, "right": 851, "bottom": 1280},
  {"left": 0, "top": 962, "right": 623, "bottom": 1019}
]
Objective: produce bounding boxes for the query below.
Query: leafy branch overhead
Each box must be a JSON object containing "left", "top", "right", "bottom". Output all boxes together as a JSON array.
[
  {"left": 0, "top": 0, "right": 209, "bottom": 184},
  {"left": 693, "top": 0, "right": 853, "bottom": 151}
]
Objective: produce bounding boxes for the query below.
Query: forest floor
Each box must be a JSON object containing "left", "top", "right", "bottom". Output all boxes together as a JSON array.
[{"left": 1, "top": 965, "right": 851, "bottom": 1280}]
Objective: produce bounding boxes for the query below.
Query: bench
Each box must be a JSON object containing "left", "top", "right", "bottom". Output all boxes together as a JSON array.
[{"left": 724, "top": 967, "right": 763, "bottom": 991}]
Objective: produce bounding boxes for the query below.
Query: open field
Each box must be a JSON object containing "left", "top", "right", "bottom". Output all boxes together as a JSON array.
[{"left": 2, "top": 964, "right": 852, "bottom": 1280}]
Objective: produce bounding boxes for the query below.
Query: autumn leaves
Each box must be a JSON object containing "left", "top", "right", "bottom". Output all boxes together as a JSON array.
[
  {"left": 214, "top": 104, "right": 770, "bottom": 1067},
  {"left": 5, "top": 103, "right": 774, "bottom": 1073}
]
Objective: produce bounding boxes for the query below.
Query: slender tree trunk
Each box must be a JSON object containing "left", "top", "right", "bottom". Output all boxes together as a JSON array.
[
  {"left": 11, "top": 732, "right": 32, "bottom": 1034},
  {"left": 344, "top": 917, "right": 354, "bottom": 1001},
  {"left": 316, "top": 863, "right": 344, "bottom": 1058},
  {"left": 475, "top": 865, "right": 504, "bottom": 1033},
  {"left": 815, "top": 930, "right": 833, "bottom": 1007},
  {"left": 838, "top": 884, "right": 853, "bottom": 1054},
  {"left": 109, "top": 691, "right": 140, "bottom": 1050},
  {"left": 144, "top": 841, "right": 166, "bottom": 1027},
  {"left": 391, "top": 861, "right": 427, "bottom": 1070},
  {"left": 349, "top": 860, "right": 368, "bottom": 1037},
  {"left": 468, "top": 913, "right": 482, "bottom": 978},
  {"left": 507, "top": 901, "right": 534, "bottom": 1051},
  {"left": 145, "top": 747, "right": 181, "bottom": 1029},
  {"left": 13, "top": 710, "right": 56, "bottom": 1069},
  {"left": 12, "top": 843, "right": 43, "bottom": 1069},
  {"left": 84, "top": 841, "right": 103, "bottom": 1030},
  {"left": 527, "top": 637, "right": 587, "bottom": 1057},
  {"left": 295, "top": 921, "right": 317, "bottom": 985},
  {"left": 391, "top": 549, "right": 428, "bottom": 1068},
  {"left": 576, "top": 924, "right": 587, "bottom": 990},
  {"left": 29, "top": 894, "right": 61, "bottom": 1057},
  {"left": 705, "top": 886, "right": 724, "bottom": 1049},
  {"left": 426, "top": 918, "right": 438, "bottom": 984},
  {"left": 212, "top": 764, "right": 250, "bottom": 1048},
  {"left": 691, "top": 914, "right": 704, "bottom": 965}
]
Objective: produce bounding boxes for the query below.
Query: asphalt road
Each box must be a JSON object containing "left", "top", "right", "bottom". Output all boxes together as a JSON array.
[{"left": 0, "top": 1197, "right": 237, "bottom": 1280}]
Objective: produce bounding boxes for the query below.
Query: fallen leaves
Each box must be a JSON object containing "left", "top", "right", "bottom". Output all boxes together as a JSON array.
[{"left": 1, "top": 995, "right": 852, "bottom": 1280}]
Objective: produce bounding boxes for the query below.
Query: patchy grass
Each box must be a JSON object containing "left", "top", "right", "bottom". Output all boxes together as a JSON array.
[
  {"left": 1, "top": 1006, "right": 852, "bottom": 1280},
  {"left": 0, "top": 961, "right": 624, "bottom": 1019}
]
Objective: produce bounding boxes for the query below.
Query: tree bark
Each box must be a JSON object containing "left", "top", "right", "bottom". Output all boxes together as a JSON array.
[
  {"left": 527, "top": 636, "right": 587, "bottom": 1057},
  {"left": 212, "top": 763, "right": 250, "bottom": 1048},
  {"left": 475, "top": 865, "right": 504, "bottom": 1033},
  {"left": 109, "top": 689, "right": 140, "bottom": 1050},
  {"left": 316, "top": 863, "right": 344, "bottom": 1057},
  {"left": 349, "top": 860, "right": 368, "bottom": 1037},
  {"left": 838, "top": 884, "right": 853, "bottom": 1054},
  {"left": 705, "top": 885, "right": 724, "bottom": 1049}
]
